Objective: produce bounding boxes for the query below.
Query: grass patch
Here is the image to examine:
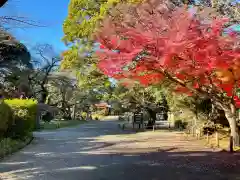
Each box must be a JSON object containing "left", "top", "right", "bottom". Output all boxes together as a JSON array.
[
  {"left": 92, "top": 114, "right": 105, "bottom": 120},
  {"left": 40, "top": 119, "right": 87, "bottom": 130},
  {"left": 0, "top": 134, "right": 33, "bottom": 159}
]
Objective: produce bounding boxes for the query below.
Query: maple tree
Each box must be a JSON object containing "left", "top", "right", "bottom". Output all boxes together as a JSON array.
[{"left": 95, "top": 0, "right": 240, "bottom": 147}]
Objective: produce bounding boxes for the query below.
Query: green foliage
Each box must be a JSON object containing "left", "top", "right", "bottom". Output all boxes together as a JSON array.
[
  {"left": 81, "top": 112, "right": 87, "bottom": 119},
  {"left": 174, "top": 119, "right": 188, "bottom": 130},
  {"left": 40, "top": 119, "right": 86, "bottom": 130},
  {"left": 0, "top": 29, "right": 32, "bottom": 71},
  {"left": 42, "top": 112, "right": 54, "bottom": 122},
  {"left": 0, "top": 101, "right": 13, "bottom": 137},
  {"left": 92, "top": 114, "right": 104, "bottom": 120},
  {"left": 61, "top": 0, "right": 143, "bottom": 97},
  {"left": 4, "top": 99, "right": 38, "bottom": 138},
  {"left": 60, "top": 47, "right": 80, "bottom": 70},
  {"left": 63, "top": 0, "right": 142, "bottom": 43},
  {"left": 0, "top": 135, "right": 33, "bottom": 159}
]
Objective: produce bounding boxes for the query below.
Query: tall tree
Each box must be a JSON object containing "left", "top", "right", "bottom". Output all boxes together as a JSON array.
[
  {"left": 29, "top": 44, "right": 61, "bottom": 103},
  {"left": 0, "top": 29, "right": 31, "bottom": 72},
  {"left": 95, "top": 1, "right": 240, "bottom": 147},
  {"left": 63, "top": 0, "right": 142, "bottom": 43},
  {"left": 61, "top": 0, "right": 144, "bottom": 92},
  {"left": 0, "top": 29, "right": 32, "bottom": 98},
  {"left": 0, "top": 0, "right": 7, "bottom": 8}
]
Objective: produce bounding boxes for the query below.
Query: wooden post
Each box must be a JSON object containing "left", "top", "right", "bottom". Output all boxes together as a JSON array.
[
  {"left": 229, "top": 136, "right": 234, "bottom": 153},
  {"left": 196, "top": 128, "right": 199, "bottom": 139},
  {"left": 72, "top": 103, "right": 76, "bottom": 120},
  {"left": 207, "top": 132, "right": 209, "bottom": 143},
  {"left": 215, "top": 131, "right": 219, "bottom": 147},
  {"left": 35, "top": 107, "right": 41, "bottom": 130},
  {"left": 192, "top": 126, "right": 195, "bottom": 137}
]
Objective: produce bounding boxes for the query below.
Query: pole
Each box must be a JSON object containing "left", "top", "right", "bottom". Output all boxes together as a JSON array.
[
  {"left": 207, "top": 132, "right": 209, "bottom": 143},
  {"left": 230, "top": 136, "right": 234, "bottom": 153},
  {"left": 72, "top": 103, "right": 76, "bottom": 120},
  {"left": 215, "top": 131, "right": 219, "bottom": 147}
]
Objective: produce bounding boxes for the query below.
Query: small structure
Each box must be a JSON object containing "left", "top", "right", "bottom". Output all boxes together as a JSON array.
[
  {"left": 94, "top": 102, "right": 111, "bottom": 115},
  {"left": 153, "top": 94, "right": 170, "bottom": 131},
  {"left": 154, "top": 107, "right": 170, "bottom": 131},
  {"left": 133, "top": 112, "right": 143, "bottom": 129}
]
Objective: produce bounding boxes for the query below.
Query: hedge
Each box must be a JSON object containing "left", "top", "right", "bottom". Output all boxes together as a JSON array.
[
  {"left": 0, "top": 101, "right": 13, "bottom": 137},
  {"left": 0, "top": 134, "right": 33, "bottom": 159},
  {"left": 0, "top": 99, "right": 38, "bottom": 139}
]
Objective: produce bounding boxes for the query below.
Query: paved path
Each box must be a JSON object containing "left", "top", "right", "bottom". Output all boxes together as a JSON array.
[{"left": 0, "top": 118, "right": 240, "bottom": 180}]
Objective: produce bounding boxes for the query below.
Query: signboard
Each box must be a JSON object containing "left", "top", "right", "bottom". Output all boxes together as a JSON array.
[
  {"left": 134, "top": 113, "right": 143, "bottom": 124},
  {"left": 156, "top": 112, "right": 167, "bottom": 121}
]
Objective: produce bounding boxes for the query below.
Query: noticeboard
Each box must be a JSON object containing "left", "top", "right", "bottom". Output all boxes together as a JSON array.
[
  {"left": 156, "top": 112, "right": 167, "bottom": 121},
  {"left": 134, "top": 113, "right": 143, "bottom": 124}
]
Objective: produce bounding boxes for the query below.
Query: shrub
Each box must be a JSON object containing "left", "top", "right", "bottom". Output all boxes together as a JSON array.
[
  {"left": 0, "top": 134, "right": 33, "bottom": 159},
  {"left": 201, "top": 121, "right": 223, "bottom": 135},
  {"left": 42, "top": 111, "right": 54, "bottom": 122},
  {"left": 0, "top": 101, "right": 12, "bottom": 137},
  {"left": 4, "top": 99, "right": 37, "bottom": 138},
  {"left": 92, "top": 114, "right": 105, "bottom": 120},
  {"left": 174, "top": 120, "right": 188, "bottom": 130},
  {"left": 81, "top": 112, "right": 87, "bottom": 120}
]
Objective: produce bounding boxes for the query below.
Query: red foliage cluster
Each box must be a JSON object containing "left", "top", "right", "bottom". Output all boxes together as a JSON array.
[{"left": 95, "top": 6, "right": 240, "bottom": 106}]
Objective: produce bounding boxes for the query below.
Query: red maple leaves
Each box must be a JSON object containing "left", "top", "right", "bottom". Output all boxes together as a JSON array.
[{"left": 95, "top": 5, "right": 240, "bottom": 106}]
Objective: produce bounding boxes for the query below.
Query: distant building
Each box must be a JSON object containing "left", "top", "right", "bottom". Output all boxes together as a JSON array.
[
  {"left": 94, "top": 102, "right": 111, "bottom": 115},
  {"left": 94, "top": 102, "right": 110, "bottom": 108}
]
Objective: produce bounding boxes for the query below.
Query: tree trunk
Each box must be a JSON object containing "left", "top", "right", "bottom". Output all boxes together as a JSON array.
[
  {"left": 72, "top": 103, "right": 76, "bottom": 120},
  {"left": 40, "top": 88, "right": 48, "bottom": 103},
  {"left": 223, "top": 104, "right": 240, "bottom": 149},
  {"left": 35, "top": 108, "right": 41, "bottom": 130}
]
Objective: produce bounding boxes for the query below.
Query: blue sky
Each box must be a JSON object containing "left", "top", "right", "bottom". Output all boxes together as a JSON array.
[
  {"left": 0, "top": 0, "right": 69, "bottom": 53},
  {"left": 1, "top": 0, "right": 239, "bottom": 54}
]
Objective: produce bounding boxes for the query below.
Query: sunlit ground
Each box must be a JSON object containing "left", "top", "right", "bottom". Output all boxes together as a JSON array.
[{"left": 0, "top": 119, "right": 239, "bottom": 180}]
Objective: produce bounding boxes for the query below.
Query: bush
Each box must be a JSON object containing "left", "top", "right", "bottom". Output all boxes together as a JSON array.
[
  {"left": 92, "top": 114, "right": 104, "bottom": 120},
  {"left": 0, "top": 101, "right": 12, "bottom": 137},
  {"left": 4, "top": 99, "right": 37, "bottom": 138},
  {"left": 174, "top": 119, "right": 188, "bottom": 130},
  {"left": 81, "top": 112, "right": 87, "bottom": 120},
  {"left": 42, "top": 111, "right": 54, "bottom": 122},
  {"left": 201, "top": 121, "right": 223, "bottom": 135},
  {"left": 0, "top": 133, "right": 33, "bottom": 159}
]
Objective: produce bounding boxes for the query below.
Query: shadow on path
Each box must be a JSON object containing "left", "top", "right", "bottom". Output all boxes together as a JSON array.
[{"left": 0, "top": 120, "right": 239, "bottom": 180}]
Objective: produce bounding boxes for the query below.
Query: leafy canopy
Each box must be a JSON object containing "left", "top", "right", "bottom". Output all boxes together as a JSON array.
[
  {"left": 95, "top": 1, "right": 240, "bottom": 110},
  {"left": 61, "top": 0, "right": 143, "bottom": 86},
  {"left": 63, "top": 0, "right": 143, "bottom": 43}
]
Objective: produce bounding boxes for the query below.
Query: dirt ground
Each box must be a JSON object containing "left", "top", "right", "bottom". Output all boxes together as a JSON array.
[{"left": 0, "top": 118, "right": 239, "bottom": 180}]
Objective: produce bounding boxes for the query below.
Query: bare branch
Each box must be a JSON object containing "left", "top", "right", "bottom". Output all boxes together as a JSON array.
[{"left": 0, "top": 16, "right": 46, "bottom": 28}]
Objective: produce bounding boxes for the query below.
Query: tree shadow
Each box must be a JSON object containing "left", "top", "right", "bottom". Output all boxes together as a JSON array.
[{"left": 0, "top": 120, "right": 239, "bottom": 180}]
